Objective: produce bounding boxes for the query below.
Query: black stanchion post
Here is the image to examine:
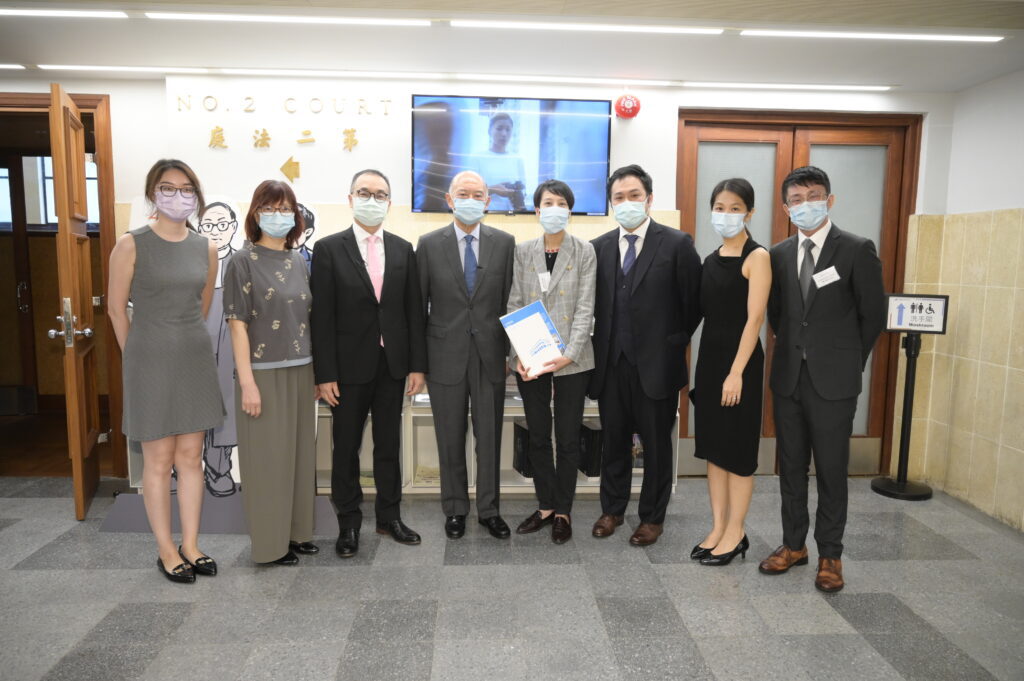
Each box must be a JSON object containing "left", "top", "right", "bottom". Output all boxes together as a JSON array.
[{"left": 871, "top": 332, "right": 933, "bottom": 500}]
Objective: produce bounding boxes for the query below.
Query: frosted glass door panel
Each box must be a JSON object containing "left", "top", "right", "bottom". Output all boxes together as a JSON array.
[
  {"left": 808, "top": 144, "right": 887, "bottom": 436},
  {"left": 688, "top": 142, "right": 775, "bottom": 436}
]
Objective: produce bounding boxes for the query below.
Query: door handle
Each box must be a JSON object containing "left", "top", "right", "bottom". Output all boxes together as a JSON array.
[
  {"left": 47, "top": 328, "right": 65, "bottom": 339},
  {"left": 16, "top": 281, "right": 29, "bottom": 313},
  {"left": 75, "top": 327, "right": 94, "bottom": 338}
]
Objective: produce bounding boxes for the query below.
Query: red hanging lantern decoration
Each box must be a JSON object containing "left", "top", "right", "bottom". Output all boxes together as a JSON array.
[{"left": 614, "top": 94, "right": 641, "bottom": 119}]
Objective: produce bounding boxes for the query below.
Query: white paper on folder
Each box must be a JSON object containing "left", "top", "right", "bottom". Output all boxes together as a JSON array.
[{"left": 500, "top": 301, "right": 565, "bottom": 378}]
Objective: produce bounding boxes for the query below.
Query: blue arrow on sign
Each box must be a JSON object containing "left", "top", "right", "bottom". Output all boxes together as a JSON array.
[{"left": 897, "top": 303, "right": 906, "bottom": 325}]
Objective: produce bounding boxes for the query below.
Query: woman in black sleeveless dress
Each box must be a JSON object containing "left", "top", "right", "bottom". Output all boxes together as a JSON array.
[{"left": 691, "top": 178, "right": 772, "bottom": 566}]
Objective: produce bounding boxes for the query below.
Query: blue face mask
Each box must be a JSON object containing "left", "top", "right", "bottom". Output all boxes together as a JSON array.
[
  {"left": 258, "top": 212, "right": 295, "bottom": 238},
  {"left": 538, "top": 206, "right": 569, "bottom": 234},
  {"left": 788, "top": 200, "right": 829, "bottom": 232},
  {"left": 711, "top": 211, "right": 746, "bottom": 238},
  {"left": 452, "top": 198, "right": 486, "bottom": 226},
  {"left": 613, "top": 200, "right": 648, "bottom": 230}
]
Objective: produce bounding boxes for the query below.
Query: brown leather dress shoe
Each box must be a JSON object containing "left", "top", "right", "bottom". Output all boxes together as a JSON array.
[
  {"left": 516, "top": 511, "right": 553, "bottom": 535},
  {"left": 551, "top": 516, "right": 572, "bottom": 544},
  {"left": 758, "top": 545, "right": 809, "bottom": 575},
  {"left": 629, "top": 522, "right": 663, "bottom": 546},
  {"left": 591, "top": 513, "right": 624, "bottom": 538},
  {"left": 815, "top": 557, "right": 845, "bottom": 592}
]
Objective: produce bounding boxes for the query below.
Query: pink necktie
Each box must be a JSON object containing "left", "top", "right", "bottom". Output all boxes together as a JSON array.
[{"left": 367, "top": 234, "right": 383, "bottom": 302}]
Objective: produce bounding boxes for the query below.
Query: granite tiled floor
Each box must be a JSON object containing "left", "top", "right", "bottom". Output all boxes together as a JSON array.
[{"left": 1, "top": 476, "right": 1022, "bottom": 681}]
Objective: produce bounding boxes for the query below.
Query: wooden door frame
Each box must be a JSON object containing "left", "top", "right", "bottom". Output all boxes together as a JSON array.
[
  {"left": 676, "top": 108, "right": 923, "bottom": 475},
  {"left": 0, "top": 92, "right": 126, "bottom": 477}
]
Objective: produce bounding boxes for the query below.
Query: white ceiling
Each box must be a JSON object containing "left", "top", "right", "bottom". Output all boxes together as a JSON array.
[{"left": 0, "top": 1, "right": 1022, "bottom": 92}]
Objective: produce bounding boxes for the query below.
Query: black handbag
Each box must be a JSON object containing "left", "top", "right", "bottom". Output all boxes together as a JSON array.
[{"left": 578, "top": 419, "right": 603, "bottom": 477}]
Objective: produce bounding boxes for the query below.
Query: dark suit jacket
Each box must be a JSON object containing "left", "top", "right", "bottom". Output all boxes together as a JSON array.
[
  {"left": 310, "top": 226, "right": 426, "bottom": 385},
  {"left": 767, "top": 223, "right": 885, "bottom": 401},
  {"left": 589, "top": 219, "right": 703, "bottom": 401},
  {"left": 416, "top": 222, "right": 515, "bottom": 386}
]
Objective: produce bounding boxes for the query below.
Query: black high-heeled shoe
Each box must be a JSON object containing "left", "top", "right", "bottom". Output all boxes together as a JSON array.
[
  {"left": 699, "top": 535, "right": 750, "bottom": 566},
  {"left": 179, "top": 546, "right": 218, "bottom": 576},
  {"left": 690, "top": 542, "right": 716, "bottom": 560},
  {"left": 157, "top": 557, "right": 195, "bottom": 584}
]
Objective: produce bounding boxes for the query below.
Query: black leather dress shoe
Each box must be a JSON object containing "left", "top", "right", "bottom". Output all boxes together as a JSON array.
[
  {"left": 377, "top": 520, "right": 421, "bottom": 545},
  {"left": 551, "top": 516, "right": 572, "bottom": 545},
  {"left": 516, "top": 510, "right": 553, "bottom": 535},
  {"left": 289, "top": 541, "right": 320, "bottom": 555},
  {"left": 445, "top": 515, "right": 466, "bottom": 539},
  {"left": 271, "top": 550, "right": 299, "bottom": 566},
  {"left": 336, "top": 528, "right": 359, "bottom": 558},
  {"left": 700, "top": 535, "right": 750, "bottom": 567},
  {"left": 178, "top": 545, "right": 217, "bottom": 576},
  {"left": 479, "top": 515, "right": 511, "bottom": 539}
]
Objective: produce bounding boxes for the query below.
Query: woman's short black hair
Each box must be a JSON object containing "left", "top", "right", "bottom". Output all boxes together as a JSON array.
[
  {"left": 710, "top": 178, "right": 755, "bottom": 211},
  {"left": 533, "top": 179, "right": 576, "bottom": 210},
  {"left": 781, "top": 166, "right": 830, "bottom": 203}
]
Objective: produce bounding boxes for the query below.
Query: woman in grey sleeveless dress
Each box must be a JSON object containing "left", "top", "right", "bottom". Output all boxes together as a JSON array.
[{"left": 108, "top": 159, "right": 224, "bottom": 584}]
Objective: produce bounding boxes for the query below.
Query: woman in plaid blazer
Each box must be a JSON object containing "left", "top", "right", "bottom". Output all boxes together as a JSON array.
[{"left": 508, "top": 180, "right": 597, "bottom": 545}]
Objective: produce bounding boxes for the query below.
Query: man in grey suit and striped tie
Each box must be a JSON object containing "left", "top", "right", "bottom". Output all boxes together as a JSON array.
[{"left": 416, "top": 171, "right": 516, "bottom": 539}]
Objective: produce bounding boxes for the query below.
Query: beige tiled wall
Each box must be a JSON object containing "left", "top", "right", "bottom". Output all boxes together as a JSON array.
[{"left": 895, "top": 208, "right": 1024, "bottom": 530}]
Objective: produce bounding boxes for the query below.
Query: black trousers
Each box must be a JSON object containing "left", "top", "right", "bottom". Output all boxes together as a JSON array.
[
  {"left": 774, "top": 361, "right": 857, "bottom": 559},
  {"left": 598, "top": 357, "right": 677, "bottom": 524},
  {"left": 516, "top": 369, "right": 591, "bottom": 515},
  {"left": 331, "top": 347, "right": 405, "bottom": 530}
]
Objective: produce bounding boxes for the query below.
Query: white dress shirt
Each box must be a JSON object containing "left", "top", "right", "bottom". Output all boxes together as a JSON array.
[
  {"left": 354, "top": 223, "right": 386, "bottom": 271},
  {"left": 617, "top": 217, "right": 651, "bottom": 266},
  {"left": 454, "top": 223, "right": 481, "bottom": 271},
  {"left": 796, "top": 219, "right": 832, "bottom": 276}
]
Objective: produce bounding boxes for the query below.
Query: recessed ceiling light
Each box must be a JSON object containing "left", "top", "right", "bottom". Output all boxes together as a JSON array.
[
  {"left": 38, "top": 65, "right": 211, "bottom": 74},
  {"left": 740, "top": 29, "right": 1002, "bottom": 43},
  {"left": 221, "top": 68, "right": 444, "bottom": 79},
  {"left": 455, "top": 73, "right": 677, "bottom": 86},
  {"left": 451, "top": 19, "right": 722, "bottom": 35},
  {"left": 0, "top": 64, "right": 26, "bottom": 69},
  {"left": 682, "top": 81, "right": 892, "bottom": 91},
  {"left": 0, "top": 8, "right": 128, "bottom": 18},
  {"left": 145, "top": 12, "right": 430, "bottom": 27}
]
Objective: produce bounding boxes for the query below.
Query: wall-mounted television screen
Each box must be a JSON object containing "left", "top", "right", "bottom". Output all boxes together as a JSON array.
[{"left": 411, "top": 95, "right": 611, "bottom": 216}]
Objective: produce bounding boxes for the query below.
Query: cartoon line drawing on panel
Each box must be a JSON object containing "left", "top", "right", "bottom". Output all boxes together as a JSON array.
[{"left": 196, "top": 200, "right": 243, "bottom": 496}]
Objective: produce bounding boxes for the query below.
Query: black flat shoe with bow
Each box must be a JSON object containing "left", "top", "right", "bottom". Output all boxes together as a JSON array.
[
  {"left": 179, "top": 546, "right": 218, "bottom": 576},
  {"left": 158, "top": 557, "right": 195, "bottom": 584}
]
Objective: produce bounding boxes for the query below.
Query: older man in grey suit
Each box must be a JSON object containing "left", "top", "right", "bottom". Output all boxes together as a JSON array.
[{"left": 417, "top": 171, "right": 516, "bottom": 539}]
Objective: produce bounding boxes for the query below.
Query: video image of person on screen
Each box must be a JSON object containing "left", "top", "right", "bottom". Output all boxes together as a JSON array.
[
  {"left": 470, "top": 113, "right": 527, "bottom": 213},
  {"left": 412, "top": 101, "right": 456, "bottom": 212}
]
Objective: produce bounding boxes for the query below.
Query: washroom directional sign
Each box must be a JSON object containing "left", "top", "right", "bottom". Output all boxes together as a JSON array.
[{"left": 886, "top": 293, "right": 949, "bottom": 334}]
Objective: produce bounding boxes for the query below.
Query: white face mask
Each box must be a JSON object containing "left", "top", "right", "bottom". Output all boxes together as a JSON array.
[
  {"left": 538, "top": 205, "right": 570, "bottom": 234},
  {"left": 711, "top": 211, "right": 746, "bottom": 238},
  {"left": 613, "top": 201, "right": 647, "bottom": 230},
  {"left": 352, "top": 196, "right": 388, "bottom": 227},
  {"left": 788, "top": 200, "right": 829, "bottom": 232}
]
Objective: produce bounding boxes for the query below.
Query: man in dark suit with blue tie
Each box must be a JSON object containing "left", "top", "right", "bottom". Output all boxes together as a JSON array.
[
  {"left": 758, "top": 166, "right": 885, "bottom": 592},
  {"left": 589, "top": 164, "right": 702, "bottom": 546}
]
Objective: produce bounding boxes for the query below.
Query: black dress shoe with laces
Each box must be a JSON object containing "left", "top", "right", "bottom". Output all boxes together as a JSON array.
[
  {"left": 289, "top": 541, "right": 320, "bottom": 555},
  {"left": 377, "top": 519, "right": 422, "bottom": 545},
  {"left": 271, "top": 550, "right": 299, "bottom": 566},
  {"left": 336, "top": 528, "right": 359, "bottom": 558},
  {"left": 445, "top": 515, "right": 466, "bottom": 539},
  {"left": 479, "top": 515, "right": 511, "bottom": 539},
  {"left": 178, "top": 546, "right": 217, "bottom": 576}
]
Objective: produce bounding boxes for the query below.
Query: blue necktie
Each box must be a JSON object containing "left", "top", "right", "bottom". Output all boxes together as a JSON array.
[
  {"left": 464, "top": 234, "right": 477, "bottom": 295},
  {"left": 622, "top": 234, "right": 639, "bottom": 275}
]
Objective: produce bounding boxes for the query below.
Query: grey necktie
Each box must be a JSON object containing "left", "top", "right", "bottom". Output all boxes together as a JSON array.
[{"left": 800, "top": 239, "right": 815, "bottom": 303}]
